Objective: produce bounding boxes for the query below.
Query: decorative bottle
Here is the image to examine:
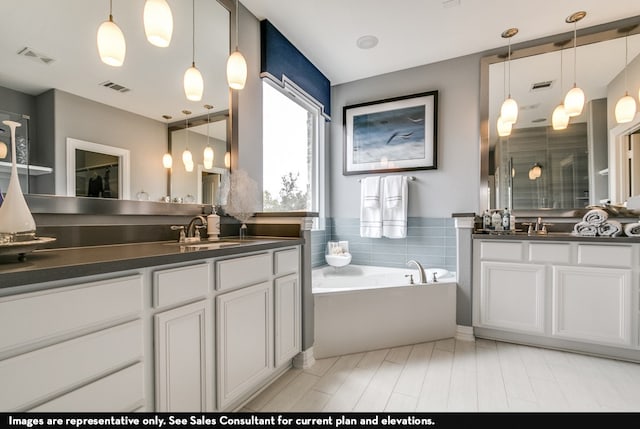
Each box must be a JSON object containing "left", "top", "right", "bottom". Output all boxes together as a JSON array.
[
  {"left": 491, "top": 210, "right": 502, "bottom": 230},
  {"left": 501, "top": 208, "right": 511, "bottom": 231},
  {"left": 482, "top": 210, "right": 492, "bottom": 230},
  {"left": 207, "top": 206, "right": 220, "bottom": 240}
]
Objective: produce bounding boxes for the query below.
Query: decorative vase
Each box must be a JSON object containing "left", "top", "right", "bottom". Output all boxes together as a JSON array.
[
  {"left": 239, "top": 222, "right": 248, "bottom": 240},
  {"left": 0, "top": 120, "right": 36, "bottom": 243}
]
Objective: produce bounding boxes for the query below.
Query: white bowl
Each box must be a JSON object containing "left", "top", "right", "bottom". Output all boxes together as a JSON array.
[{"left": 326, "top": 253, "right": 352, "bottom": 267}]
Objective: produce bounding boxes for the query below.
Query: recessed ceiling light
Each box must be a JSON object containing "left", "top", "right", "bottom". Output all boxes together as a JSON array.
[{"left": 356, "top": 35, "right": 379, "bottom": 50}]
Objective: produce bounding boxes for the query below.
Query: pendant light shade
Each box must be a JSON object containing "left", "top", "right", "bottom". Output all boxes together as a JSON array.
[
  {"left": 564, "top": 86, "right": 584, "bottom": 117},
  {"left": 227, "top": 0, "right": 247, "bottom": 90},
  {"left": 227, "top": 50, "right": 247, "bottom": 90},
  {"left": 144, "top": 0, "right": 173, "bottom": 47},
  {"left": 615, "top": 94, "right": 637, "bottom": 124},
  {"left": 224, "top": 151, "right": 231, "bottom": 169},
  {"left": 184, "top": 158, "right": 194, "bottom": 172},
  {"left": 528, "top": 163, "right": 542, "bottom": 181},
  {"left": 0, "top": 142, "right": 7, "bottom": 159},
  {"left": 182, "top": 110, "right": 193, "bottom": 172},
  {"left": 564, "top": 11, "right": 586, "bottom": 117},
  {"left": 204, "top": 147, "right": 214, "bottom": 169},
  {"left": 162, "top": 153, "right": 173, "bottom": 169},
  {"left": 552, "top": 104, "right": 570, "bottom": 130},
  {"left": 182, "top": 149, "right": 193, "bottom": 164},
  {"left": 184, "top": 64, "right": 204, "bottom": 101},
  {"left": 500, "top": 98, "right": 518, "bottom": 125},
  {"left": 497, "top": 116, "right": 512, "bottom": 137},
  {"left": 97, "top": 2, "right": 126, "bottom": 67}
]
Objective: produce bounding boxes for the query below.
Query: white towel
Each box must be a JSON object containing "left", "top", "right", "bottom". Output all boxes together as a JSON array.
[
  {"left": 572, "top": 221, "right": 598, "bottom": 237},
  {"left": 361, "top": 176, "right": 381, "bottom": 208},
  {"left": 598, "top": 220, "right": 622, "bottom": 237},
  {"left": 624, "top": 222, "right": 640, "bottom": 236},
  {"left": 360, "top": 178, "right": 382, "bottom": 238},
  {"left": 583, "top": 208, "right": 608, "bottom": 225},
  {"left": 382, "top": 175, "right": 408, "bottom": 239}
]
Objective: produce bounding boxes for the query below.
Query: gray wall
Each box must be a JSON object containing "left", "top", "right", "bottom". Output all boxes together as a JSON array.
[{"left": 52, "top": 90, "right": 168, "bottom": 200}]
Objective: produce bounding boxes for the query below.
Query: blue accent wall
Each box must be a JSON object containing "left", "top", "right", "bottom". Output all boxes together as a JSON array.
[{"left": 260, "top": 19, "right": 331, "bottom": 119}]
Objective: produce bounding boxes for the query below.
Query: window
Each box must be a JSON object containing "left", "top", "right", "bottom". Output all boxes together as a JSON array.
[{"left": 262, "top": 79, "right": 324, "bottom": 215}]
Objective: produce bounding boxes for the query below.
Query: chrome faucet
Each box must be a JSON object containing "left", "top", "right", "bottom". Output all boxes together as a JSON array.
[{"left": 406, "top": 260, "right": 427, "bottom": 284}]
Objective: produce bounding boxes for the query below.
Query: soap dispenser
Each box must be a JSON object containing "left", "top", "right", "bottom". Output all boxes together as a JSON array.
[{"left": 207, "top": 206, "right": 220, "bottom": 241}]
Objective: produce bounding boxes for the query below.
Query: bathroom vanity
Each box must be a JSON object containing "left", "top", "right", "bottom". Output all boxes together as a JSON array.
[
  {"left": 472, "top": 232, "right": 640, "bottom": 362},
  {"left": 0, "top": 238, "right": 302, "bottom": 412}
]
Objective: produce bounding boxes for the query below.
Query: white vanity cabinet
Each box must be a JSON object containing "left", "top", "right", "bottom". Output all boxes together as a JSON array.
[
  {"left": 273, "top": 248, "right": 301, "bottom": 367},
  {"left": 0, "top": 274, "right": 144, "bottom": 412},
  {"left": 152, "top": 262, "right": 213, "bottom": 412},
  {"left": 473, "top": 238, "right": 639, "bottom": 359}
]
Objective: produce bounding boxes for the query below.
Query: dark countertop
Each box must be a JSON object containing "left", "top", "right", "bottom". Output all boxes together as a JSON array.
[
  {"left": 0, "top": 237, "right": 303, "bottom": 289},
  {"left": 473, "top": 231, "right": 640, "bottom": 243}
]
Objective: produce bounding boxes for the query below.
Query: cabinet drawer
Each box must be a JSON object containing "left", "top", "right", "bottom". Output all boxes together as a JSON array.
[
  {"left": 480, "top": 241, "right": 523, "bottom": 261},
  {"left": 216, "top": 253, "right": 271, "bottom": 291},
  {"left": 578, "top": 245, "right": 632, "bottom": 267},
  {"left": 0, "top": 275, "right": 142, "bottom": 354},
  {"left": 153, "top": 263, "right": 210, "bottom": 308},
  {"left": 30, "top": 362, "right": 144, "bottom": 412},
  {"left": 0, "top": 320, "right": 142, "bottom": 411},
  {"left": 529, "top": 243, "right": 571, "bottom": 264},
  {"left": 274, "top": 247, "right": 299, "bottom": 276}
]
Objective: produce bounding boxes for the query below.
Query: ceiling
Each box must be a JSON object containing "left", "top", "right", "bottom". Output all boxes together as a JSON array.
[{"left": 241, "top": 0, "right": 640, "bottom": 85}]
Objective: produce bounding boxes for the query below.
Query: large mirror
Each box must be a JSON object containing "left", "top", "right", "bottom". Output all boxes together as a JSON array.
[
  {"left": 481, "top": 15, "right": 640, "bottom": 215},
  {"left": 0, "top": 0, "right": 232, "bottom": 210}
]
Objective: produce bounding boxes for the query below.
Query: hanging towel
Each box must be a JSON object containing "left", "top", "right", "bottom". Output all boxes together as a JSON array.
[
  {"left": 360, "top": 178, "right": 382, "bottom": 238},
  {"left": 362, "top": 176, "right": 381, "bottom": 208},
  {"left": 382, "top": 175, "right": 408, "bottom": 239}
]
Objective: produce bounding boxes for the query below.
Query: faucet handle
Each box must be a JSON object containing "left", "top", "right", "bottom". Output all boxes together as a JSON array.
[
  {"left": 404, "top": 274, "right": 414, "bottom": 285},
  {"left": 170, "top": 225, "right": 186, "bottom": 243}
]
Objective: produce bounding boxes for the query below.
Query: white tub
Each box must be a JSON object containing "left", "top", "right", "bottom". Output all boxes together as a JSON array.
[{"left": 313, "top": 264, "right": 457, "bottom": 359}]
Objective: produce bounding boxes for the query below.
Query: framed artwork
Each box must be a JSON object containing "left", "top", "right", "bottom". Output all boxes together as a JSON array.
[{"left": 343, "top": 90, "right": 438, "bottom": 175}]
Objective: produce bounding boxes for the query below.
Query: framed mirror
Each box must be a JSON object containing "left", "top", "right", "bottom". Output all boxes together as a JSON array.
[
  {"left": 0, "top": 0, "right": 235, "bottom": 214},
  {"left": 481, "top": 15, "right": 640, "bottom": 216}
]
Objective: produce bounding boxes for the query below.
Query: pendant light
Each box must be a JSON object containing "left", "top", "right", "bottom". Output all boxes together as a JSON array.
[
  {"left": 144, "top": 0, "right": 173, "bottom": 47},
  {"left": 184, "top": 0, "right": 204, "bottom": 101},
  {"left": 615, "top": 30, "right": 637, "bottom": 124},
  {"left": 226, "top": 0, "right": 247, "bottom": 90},
  {"left": 552, "top": 48, "right": 570, "bottom": 130},
  {"left": 528, "top": 163, "right": 542, "bottom": 181},
  {"left": 564, "top": 11, "right": 586, "bottom": 117},
  {"left": 161, "top": 115, "right": 173, "bottom": 168},
  {"left": 97, "top": 0, "right": 126, "bottom": 67},
  {"left": 203, "top": 104, "right": 215, "bottom": 169},
  {"left": 224, "top": 151, "right": 231, "bottom": 169},
  {"left": 182, "top": 110, "right": 194, "bottom": 172},
  {"left": 500, "top": 28, "right": 519, "bottom": 124},
  {"left": 497, "top": 57, "right": 512, "bottom": 137}
]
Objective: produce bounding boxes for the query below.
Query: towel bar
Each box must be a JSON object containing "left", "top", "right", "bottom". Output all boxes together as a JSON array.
[{"left": 357, "top": 176, "right": 416, "bottom": 182}]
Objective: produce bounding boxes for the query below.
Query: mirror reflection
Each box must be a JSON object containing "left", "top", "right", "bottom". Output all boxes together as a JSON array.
[
  {"left": 485, "top": 25, "right": 640, "bottom": 212},
  {"left": 0, "top": 0, "right": 230, "bottom": 203}
]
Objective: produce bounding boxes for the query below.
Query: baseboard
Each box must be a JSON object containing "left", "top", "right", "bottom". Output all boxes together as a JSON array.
[
  {"left": 455, "top": 325, "right": 475, "bottom": 342},
  {"left": 293, "top": 347, "right": 316, "bottom": 369}
]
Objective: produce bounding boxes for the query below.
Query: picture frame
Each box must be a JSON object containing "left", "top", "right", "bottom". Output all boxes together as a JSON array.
[{"left": 343, "top": 90, "right": 438, "bottom": 175}]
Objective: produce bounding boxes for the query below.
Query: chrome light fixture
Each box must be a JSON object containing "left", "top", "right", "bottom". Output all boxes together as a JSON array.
[
  {"left": 552, "top": 47, "right": 570, "bottom": 130},
  {"left": 162, "top": 115, "right": 173, "bottom": 168},
  {"left": 184, "top": 0, "right": 204, "bottom": 101},
  {"left": 182, "top": 110, "right": 194, "bottom": 172},
  {"left": 144, "top": 0, "right": 173, "bottom": 48},
  {"left": 203, "top": 104, "right": 215, "bottom": 169},
  {"left": 226, "top": 0, "right": 247, "bottom": 90},
  {"left": 97, "top": 0, "right": 126, "bottom": 67},
  {"left": 500, "top": 28, "right": 519, "bottom": 125},
  {"left": 615, "top": 29, "right": 637, "bottom": 124},
  {"left": 563, "top": 11, "right": 586, "bottom": 117}
]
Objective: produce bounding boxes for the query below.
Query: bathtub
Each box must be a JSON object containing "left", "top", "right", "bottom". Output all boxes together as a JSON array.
[{"left": 312, "top": 264, "right": 457, "bottom": 359}]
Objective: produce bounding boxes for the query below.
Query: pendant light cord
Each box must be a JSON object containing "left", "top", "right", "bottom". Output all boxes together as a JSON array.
[
  {"left": 559, "top": 48, "right": 564, "bottom": 100},
  {"left": 572, "top": 21, "right": 577, "bottom": 86},
  {"left": 507, "top": 37, "right": 512, "bottom": 98},
  {"left": 192, "top": 0, "right": 196, "bottom": 65},
  {"left": 109, "top": 0, "right": 113, "bottom": 22},
  {"left": 624, "top": 32, "right": 629, "bottom": 94},
  {"left": 235, "top": 0, "right": 240, "bottom": 51}
]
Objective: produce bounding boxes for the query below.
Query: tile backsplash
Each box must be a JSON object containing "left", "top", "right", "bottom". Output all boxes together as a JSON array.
[{"left": 311, "top": 217, "right": 457, "bottom": 273}]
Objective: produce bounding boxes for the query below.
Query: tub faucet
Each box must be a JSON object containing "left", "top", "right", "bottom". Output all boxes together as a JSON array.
[{"left": 406, "top": 260, "right": 427, "bottom": 284}]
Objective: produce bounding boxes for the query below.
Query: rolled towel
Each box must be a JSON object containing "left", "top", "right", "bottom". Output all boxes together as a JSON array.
[
  {"left": 624, "top": 222, "right": 640, "bottom": 237},
  {"left": 597, "top": 220, "right": 622, "bottom": 237},
  {"left": 583, "top": 208, "right": 608, "bottom": 225},
  {"left": 573, "top": 221, "right": 598, "bottom": 237}
]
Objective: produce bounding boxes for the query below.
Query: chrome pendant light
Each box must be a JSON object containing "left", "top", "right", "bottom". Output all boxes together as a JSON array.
[
  {"left": 227, "top": 0, "right": 247, "bottom": 90},
  {"left": 144, "top": 0, "right": 173, "bottom": 48},
  {"left": 203, "top": 104, "right": 215, "bottom": 169},
  {"left": 162, "top": 115, "right": 173, "bottom": 169},
  {"left": 182, "top": 110, "right": 194, "bottom": 172},
  {"left": 615, "top": 29, "right": 637, "bottom": 124},
  {"left": 552, "top": 47, "right": 570, "bottom": 130},
  {"left": 564, "top": 11, "right": 586, "bottom": 117},
  {"left": 97, "top": 0, "right": 126, "bottom": 67},
  {"left": 184, "top": 0, "right": 204, "bottom": 101},
  {"left": 500, "top": 28, "right": 519, "bottom": 125}
]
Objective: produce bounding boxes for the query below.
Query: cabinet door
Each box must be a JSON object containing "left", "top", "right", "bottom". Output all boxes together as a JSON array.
[
  {"left": 552, "top": 266, "right": 632, "bottom": 346},
  {"left": 154, "top": 300, "right": 213, "bottom": 412},
  {"left": 479, "top": 261, "right": 545, "bottom": 334},
  {"left": 216, "top": 282, "right": 273, "bottom": 410},
  {"left": 274, "top": 274, "right": 300, "bottom": 367}
]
